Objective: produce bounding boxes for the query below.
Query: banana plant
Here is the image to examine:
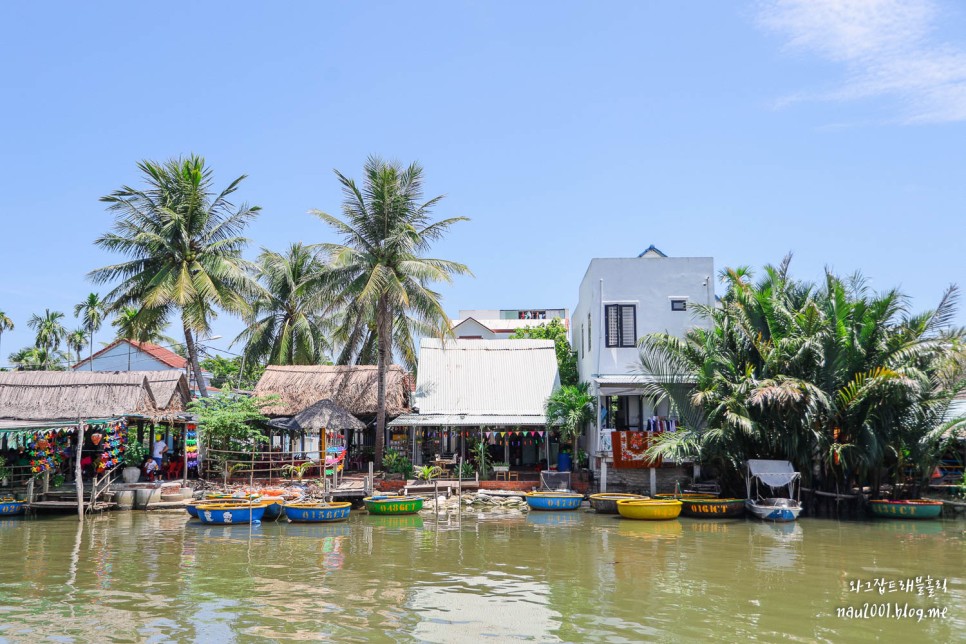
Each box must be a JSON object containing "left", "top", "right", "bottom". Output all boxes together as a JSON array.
[{"left": 282, "top": 461, "right": 317, "bottom": 482}]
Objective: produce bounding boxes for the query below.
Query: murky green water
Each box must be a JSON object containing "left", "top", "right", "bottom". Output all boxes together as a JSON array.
[{"left": 0, "top": 509, "right": 962, "bottom": 642}]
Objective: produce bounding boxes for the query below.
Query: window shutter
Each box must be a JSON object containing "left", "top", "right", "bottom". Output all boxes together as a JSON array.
[
  {"left": 605, "top": 305, "right": 619, "bottom": 347},
  {"left": 587, "top": 313, "right": 592, "bottom": 351},
  {"left": 620, "top": 305, "right": 636, "bottom": 347}
]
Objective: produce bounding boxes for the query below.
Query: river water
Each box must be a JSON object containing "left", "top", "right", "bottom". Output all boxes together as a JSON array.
[{"left": 0, "top": 509, "right": 962, "bottom": 642}]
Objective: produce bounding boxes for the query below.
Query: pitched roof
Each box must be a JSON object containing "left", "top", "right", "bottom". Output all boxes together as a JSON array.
[
  {"left": 0, "top": 371, "right": 158, "bottom": 422},
  {"left": 73, "top": 339, "right": 188, "bottom": 370},
  {"left": 125, "top": 371, "right": 192, "bottom": 411},
  {"left": 452, "top": 317, "right": 570, "bottom": 333},
  {"left": 270, "top": 398, "right": 367, "bottom": 434},
  {"left": 390, "top": 339, "right": 560, "bottom": 427},
  {"left": 253, "top": 365, "right": 410, "bottom": 417},
  {"left": 638, "top": 244, "right": 667, "bottom": 258}
]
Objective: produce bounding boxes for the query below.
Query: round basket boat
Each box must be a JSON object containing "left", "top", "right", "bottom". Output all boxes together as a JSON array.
[
  {"left": 195, "top": 503, "right": 267, "bottom": 525},
  {"left": 617, "top": 499, "right": 683, "bottom": 521},
  {"left": 653, "top": 493, "right": 718, "bottom": 501},
  {"left": 588, "top": 493, "right": 648, "bottom": 514},
  {"left": 525, "top": 492, "right": 584, "bottom": 511},
  {"left": 186, "top": 497, "right": 256, "bottom": 518},
  {"left": 284, "top": 501, "right": 352, "bottom": 523},
  {"left": 0, "top": 498, "right": 26, "bottom": 516},
  {"left": 680, "top": 498, "right": 746, "bottom": 519},
  {"left": 869, "top": 499, "right": 943, "bottom": 520},
  {"left": 261, "top": 498, "right": 285, "bottom": 520},
  {"left": 363, "top": 496, "right": 424, "bottom": 515}
]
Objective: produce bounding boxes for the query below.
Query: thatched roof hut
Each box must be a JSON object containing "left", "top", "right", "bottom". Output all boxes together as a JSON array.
[
  {"left": 0, "top": 371, "right": 159, "bottom": 422},
  {"left": 269, "top": 398, "right": 367, "bottom": 434},
  {"left": 127, "top": 371, "right": 192, "bottom": 412},
  {"left": 254, "top": 365, "right": 411, "bottom": 417}
]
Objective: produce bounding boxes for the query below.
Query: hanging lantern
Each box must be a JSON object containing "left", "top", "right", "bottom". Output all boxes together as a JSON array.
[{"left": 91, "top": 432, "right": 103, "bottom": 446}]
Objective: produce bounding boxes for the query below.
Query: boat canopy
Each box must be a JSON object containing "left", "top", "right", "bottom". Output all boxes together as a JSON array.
[{"left": 745, "top": 459, "right": 800, "bottom": 489}]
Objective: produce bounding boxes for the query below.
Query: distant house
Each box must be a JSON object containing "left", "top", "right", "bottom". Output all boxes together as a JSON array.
[
  {"left": 451, "top": 308, "right": 569, "bottom": 340},
  {"left": 571, "top": 246, "right": 714, "bottom": 473},
  {"left": 72, "top": 339, "right": 213, "bottom": 393},
  {"left": 390, "top": 339, "right": 561, "bottom": 467}
]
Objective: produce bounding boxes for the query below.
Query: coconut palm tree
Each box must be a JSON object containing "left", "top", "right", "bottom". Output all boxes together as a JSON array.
[
  {"left": 233, "top": 243, "right": 333, "bottom": 366},
  {"left": 545, "top": 383, "right": 596, "bottom": 468},
  {"left": 0, "top": 311, "right": 13, "bottom": 367},
  {"left": 28, "top": 309, "right": 67, "bottom": 356},
  {"left": 74, "top": 293, "right": 106, "bottom": 370},
  {"left": 8, "top": 346, "right": 65, "bottom": 370},
  {"left": 66, "top": 329, "right": 88, "bottom": 367},
  {"left": 312, "top": 157, "right": 471, "bottom": 465},
  {"left": 90, "top": 155, "right": 260, "bottom": 396}
]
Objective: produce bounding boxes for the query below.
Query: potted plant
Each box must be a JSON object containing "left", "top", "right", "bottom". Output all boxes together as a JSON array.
[
  {"left": 282, "top": 461, "right": 317, "bottom": 483},
  {"left": 414, "top": 465, "right": 444, "bottom": 481},
  {"left": 122, "top": 436, "right": 148, "bottom": 483},
  {"left": 492, "top": 462, "right": 510, "bottom": 473}
]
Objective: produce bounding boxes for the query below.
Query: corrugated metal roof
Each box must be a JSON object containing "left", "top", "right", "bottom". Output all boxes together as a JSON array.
[{"left": 411, "top": 339, "right": 560, "bottom": 419}]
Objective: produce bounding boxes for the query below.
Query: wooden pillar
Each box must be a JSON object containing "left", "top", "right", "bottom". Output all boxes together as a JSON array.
[
  {"left": 600, "top": 457, "right": 608, "bottom": 492},
  {"left": 75, "top": 421, "right": 85, "bottom": 521},
  {"left": 649, "top": 467, "right": 657, "bottom": 497}
]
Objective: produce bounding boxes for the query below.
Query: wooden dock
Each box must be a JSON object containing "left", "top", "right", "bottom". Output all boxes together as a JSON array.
[
  {"left": 330, "top": 477, "right": 369, "bottom": 498},
  {"left": 403, "top": 479, "right": 481, "bottom": 495},
  {"left": 28, "top": 501, "right": 116, "bottom": 513}
]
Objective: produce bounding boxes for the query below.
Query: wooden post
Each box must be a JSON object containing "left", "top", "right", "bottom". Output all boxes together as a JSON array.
[
  {"left": 75, "top": 420, "right": 85, "bottom": 521},
  {"left": 182, "top": 422, "right": 188, "bottom": 486},
  {"left": 600, "top": 457, "right": 608, "bottom": 493}
]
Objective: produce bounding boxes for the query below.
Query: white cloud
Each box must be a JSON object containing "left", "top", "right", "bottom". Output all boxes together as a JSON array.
[{"left": 757, "top": 0, "right": 966, "bottom": 123}]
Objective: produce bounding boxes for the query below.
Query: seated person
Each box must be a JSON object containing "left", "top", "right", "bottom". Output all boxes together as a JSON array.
[{"left": 143, "top": 457, "right": 159, "bottom": 481}]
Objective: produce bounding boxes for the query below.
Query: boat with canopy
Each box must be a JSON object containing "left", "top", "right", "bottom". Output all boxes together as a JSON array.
[{"left": 744, "top": 459, "right": 802, "bottom": 522}]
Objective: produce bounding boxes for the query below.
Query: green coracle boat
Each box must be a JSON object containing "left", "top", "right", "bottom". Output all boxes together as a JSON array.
[{"left": 363, "top": 496, "right": 424, "bottom": 515}]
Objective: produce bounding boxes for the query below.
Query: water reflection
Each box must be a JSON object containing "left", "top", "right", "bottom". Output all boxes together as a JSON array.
[{"left": 0, "top": 512, "right": 961, "bottom": 642}]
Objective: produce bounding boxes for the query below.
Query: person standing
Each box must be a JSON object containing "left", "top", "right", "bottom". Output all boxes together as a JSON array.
[{"left": 152, "top": 436, "right": 168, "bottom": 468}]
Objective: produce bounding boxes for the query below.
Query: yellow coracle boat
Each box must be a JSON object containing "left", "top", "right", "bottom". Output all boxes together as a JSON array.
[{"left": 617, "top": 499, "right": 683, "bottom": 521}]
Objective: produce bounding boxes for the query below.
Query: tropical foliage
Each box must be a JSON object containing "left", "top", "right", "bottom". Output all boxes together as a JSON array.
[
  {"left": 74, "top": 293, "right": 106, "bottom": 369},
  {"left": 638, "top": 257, "right": 966, "bottom": 495},
  {"left": 313, "top": 157, "right": 471, "bottom": 465},
  {"left": 511, "top": 318, "right": 578, "bottom": 386},
  {"left": 233, "top": 243, "right": 333, "bottom": 366},
  {"left": 545, "top": 383, "right": 595, "bottom": 464},
  {"left": 0, "top": 310, "right": 13, "bottom": 364},
  {"left": 90, "top": 156, "right": 261, "bottom": 397},
  {"left": 201, "top": 355, "right": 265, "bottom": 390}
]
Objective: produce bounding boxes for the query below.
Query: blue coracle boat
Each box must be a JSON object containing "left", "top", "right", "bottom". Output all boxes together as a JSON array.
[
  {"left": 0, "top": 498, "right": 26, "bottom": 516},
  {"left": 261, "top": 499, "right": 284, "bottom": 520},
  {"left": 196, "top": 503, "right": 267, "bottom": 525},
  {"left": 525, "top": 492, "right": 584, "bottom": 511}
]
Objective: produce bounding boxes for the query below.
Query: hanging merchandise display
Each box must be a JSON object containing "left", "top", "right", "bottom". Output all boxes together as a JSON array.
[
  {"left": 95, "top": 420, "right": 127, "bottom": 474},
  {"left": 185, "top": 424, "right": 199, "bottom": 471}
]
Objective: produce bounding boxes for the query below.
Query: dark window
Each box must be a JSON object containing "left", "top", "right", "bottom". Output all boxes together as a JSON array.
[
  {"left": 671, "top": 299, "right": 687, "bottom": 312},
  {"left": 587, "top": 313, "right": 591, "bottom": 352},
  {"left": 604, "top": 304, "right": 637, "bottom": 348}
]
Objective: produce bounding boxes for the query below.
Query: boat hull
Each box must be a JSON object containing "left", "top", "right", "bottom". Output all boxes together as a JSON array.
[
  {"left": 869, "top": 499, "right": 943, "bottom": 520},
  {"left": 681, "top": 498, "right": 745, "bottom": 518},
  {"left": 284, "top": 502, "right": 352, "bottom": 522},
  {"left": 525, "top": 493, "right": 584, "bottom": 511},
  {"left": 186, "top": 498, "right": 253, "bottom": 518},
  {"left": 196, "top": 504, "right": 267, "bottom": 525},
  {"left": 745, "top": 498, "right": 801, "bottom": 522},
  {"left": 262, "top": 499, "right": 284, "bottom": 520},
  {"left": 363, "top": 496, "right": 424, "bottom": 515},
  {"left": 654, "top": 493, "right": 718, "bottom": 501},
  {"left": 617, "top": 499, "right": 683, "bottom": 520},
  {"left": 589, "top": 493, "right": 647, "bottom": 514},
  {"left": 0, "top": 500, "right": 25, "bottom": 516}
]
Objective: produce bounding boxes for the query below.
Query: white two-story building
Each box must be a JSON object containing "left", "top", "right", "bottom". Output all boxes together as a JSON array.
[{"left": 572, "top": 245, "right": 714, "bottom": 469}]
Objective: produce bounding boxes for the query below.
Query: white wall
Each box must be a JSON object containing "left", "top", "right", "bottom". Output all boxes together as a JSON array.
[
  {"left": 73, "top": 343, "right": 173, "bottom": 372},
  {"left": 574, "top": 256, "right": 714, "bottom": 381},
  {"left": 452, "top": 319, "right": 496, "bottom": 339}
]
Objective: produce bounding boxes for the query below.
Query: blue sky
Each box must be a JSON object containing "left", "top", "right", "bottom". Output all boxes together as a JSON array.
[{"left": 1, "top": 1, "right": 965, "bottom": 363}]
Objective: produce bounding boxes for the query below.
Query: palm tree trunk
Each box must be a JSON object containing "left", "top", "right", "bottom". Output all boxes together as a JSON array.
[
  {"left": 184, "top": 323, "right": 208, "bottom": 398},
  {"left": 374, "top": 296, "right": 390, "bottom": 468},
  {"left": 89, "top": 331, "right": 94, "bottom": 371}
]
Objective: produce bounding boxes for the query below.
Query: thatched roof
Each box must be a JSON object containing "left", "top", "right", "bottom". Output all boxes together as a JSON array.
[
  {"left": 254, "top": 365, "right": 410, "bottom": 417},
  {"left": 0, "top": 371, "right": 158, "bottom": 422},
  {"left": 270, "top": 398, "right": 367, "bottom": 434},
  {"left": 126, "top": 371, "right": 191, "bottom": 412}
]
